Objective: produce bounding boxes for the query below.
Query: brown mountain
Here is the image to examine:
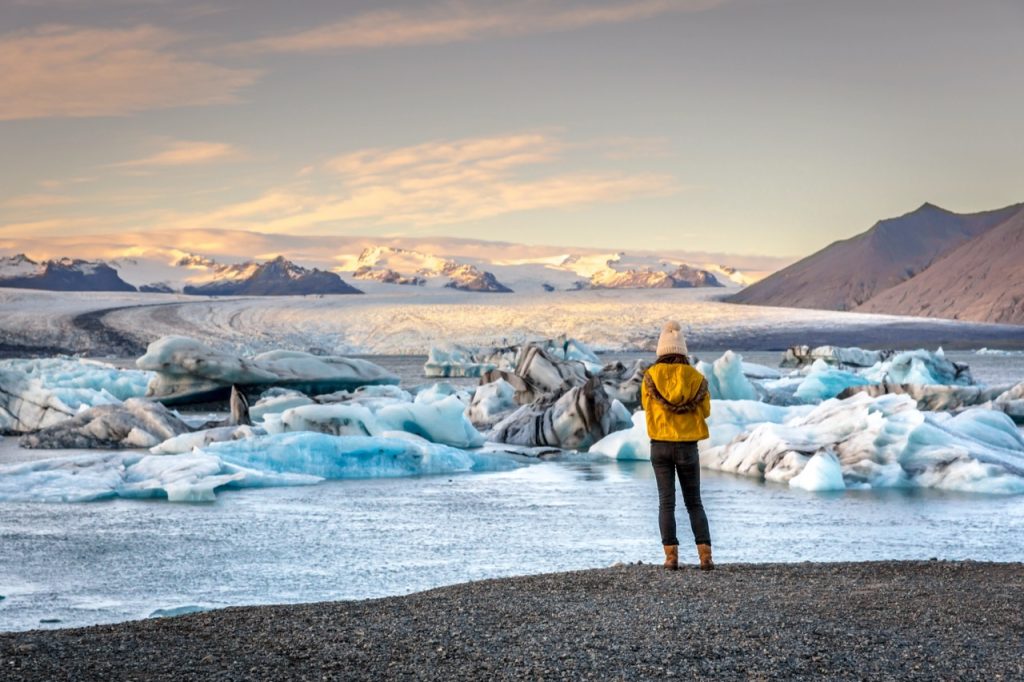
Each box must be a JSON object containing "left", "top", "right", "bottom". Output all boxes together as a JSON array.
[
  {"left": 857, "top": 207, "right": 1024, "bottom": 324},
  {"left": 729, "top": 202, "right": 1022, "bottom": 311}
]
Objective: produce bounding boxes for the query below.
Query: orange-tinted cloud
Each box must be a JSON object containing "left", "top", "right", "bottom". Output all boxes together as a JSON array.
[
  {"left": 112, "top": 140, "right": 243, "bottom": 168},
  {"left": 0, "top": 24, "right": 258, "bottom": 120},
  {"left": 232, "top": 0, "right": 724, "bottom": 53}
]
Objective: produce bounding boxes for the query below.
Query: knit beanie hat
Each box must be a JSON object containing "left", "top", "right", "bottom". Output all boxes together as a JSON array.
[{"left": 656, "top": 320, "right": 688, "bottom": 357}]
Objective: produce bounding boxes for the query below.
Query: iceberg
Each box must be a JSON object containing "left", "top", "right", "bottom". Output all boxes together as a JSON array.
[
  {"left": 781, "top": 345, "right": 894, "bottom": 369},
  {"left": 248, "top": 389, "right": 315, "bottom": 421},
  {"left": 150, "top": 424, "right": 265, "bottom": 455},
  {"left": 839, "top": 381, "right": 1024, "bottom": 422},
  {"left": 204, "top": 432, "right": 522, "bottom": 480},
  {"left": 0, "top": 451, "right": 317, "bottom": 503},
  {"left": 19, "top": 398, "right": 193, "bottom": 449},
  {"left": 467, "top": 379, "right": 518, "bottom": 428},
  {"left": 695, "top": 351, "right": 760, "bottom": 401},
  {"left": 0, "top": 358, "right": 152, "bottom": 433},
  {"left": 487, "top": 378, "right": 626, "bottom": 450},
  {"left": 263, "top": 393, "right": 486, "bottom": 449},
  {"left": 137, "top": 336, "right": 399, "bottom": 404},
  {"left": 423, "top": 344, "right": 514, "bottom": 378},
  {"left": 598, "top": 359, "right": 649, "bottom": 410},
  {"left": 860, "top": 348, "right": 973, "bottom": 386},
  {"left": 702, "top": 393, "right": 1024, "bottom": 494},
  {"left": 589, "top": 411, "right": 651, "bottom": 460},
  {"left": 788, "top": 450, "right": 846, "bottom": 491}
]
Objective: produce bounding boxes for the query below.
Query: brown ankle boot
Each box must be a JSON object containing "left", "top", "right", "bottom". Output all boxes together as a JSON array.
[
  {"left": 697, "top": 544, "right": 714, "bottom": 571},
  {"left": 663, "top": 545, "right": 679, "bottom": 570}
]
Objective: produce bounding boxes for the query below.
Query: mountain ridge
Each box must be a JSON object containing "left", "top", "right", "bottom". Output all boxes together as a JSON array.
[{"left": 729, "top": 201, "right": 1023, "bottom": 311}]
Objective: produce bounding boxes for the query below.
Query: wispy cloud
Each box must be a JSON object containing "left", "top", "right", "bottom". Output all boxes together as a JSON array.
[
  {"left": 0, "top": 24, "right": 258, "bottom": 120},
  {"left": 160, "top": 131, "right": 678, "bottom": 233},
  {"left": 0, "top": 193, "right": 74, "bottom": 209},
  {"left": 112, "top": 140, "right": 242, "bottom": 168},
  {"left": 231, "top": 0, "right": 723, "bottom": 54}
]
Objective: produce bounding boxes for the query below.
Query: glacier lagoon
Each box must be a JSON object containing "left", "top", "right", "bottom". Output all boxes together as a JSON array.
[
  {"left": 2, "top": 349, "right": 1024, "bottom": 632},
  {"left": 3, "top": 458, "right": 1024, "bottom": 633}
]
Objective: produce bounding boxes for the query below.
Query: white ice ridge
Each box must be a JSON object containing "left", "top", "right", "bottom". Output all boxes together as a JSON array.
[
  {"left": 0, "top": 433, "right": 528, "bottom": 503},
  {"left": 698, "top": 348, "right": 982, "bottom": 405},
  {"left": 590, "top": 394, "right": 1024, "bottom": 494},
  {"left": 0, "top": 451, "right": 318, "bottom": 503},
  {"left": 0, "top": 357, "right": 152, "bottom": 433},
  {"left": 137, "top": 336, "right": 399, "bottom": 404},
  {"left": 262, "top": 391, "right": 485, "bottom": 449},
  {"left": 203, "top": 432, "right": 524, "bottom": 480}
]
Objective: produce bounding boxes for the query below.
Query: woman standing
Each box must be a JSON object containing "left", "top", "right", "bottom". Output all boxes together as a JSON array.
[{"left": 641, "top": 321, "right": 714, "bottom": 571}]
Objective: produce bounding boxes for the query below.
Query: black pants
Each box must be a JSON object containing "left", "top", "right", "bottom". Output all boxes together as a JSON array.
[{"left": 651, "top": 440, "right": 711, "bottom": 546}]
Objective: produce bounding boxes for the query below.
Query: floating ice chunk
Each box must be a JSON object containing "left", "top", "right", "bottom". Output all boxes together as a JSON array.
[
  {"left": 781, "top": 345, "right": 893, "bottom": 369},
  {"left": 702, "top": 393, "right": 1024, "bottom": 494},
  {"left": 789, "top": 450, "right": 846, "bottom": 491},
  {"left": 265, "top": 395, "right": 485, "bottom": 448},
  {"left": 249, "top": 389, "right": 314, "bottom": 421},
  {"left": 790, "top": 360, "right": 871, "bottom": 402},
  {"left": 741, "top": 362, "right": 781, "bottom": 380},
  {"left": 413, "top": 382, "right": 472, "bottom": 406},
  {"left": 488, "top": 378, "right": 624, "bottom": 450},
  {"left": 598, "top": 359, "right": 649, "bottom": 410},
  {"left": 138, "top": 336, "right": 399, "bottom": 404},
  {"left": 590, "top": 411, "right": 651, "bottom": 460},
  {"left": 264, "top": 404, "right": 384, "bottom": 437},
  {"left": 150, "top": 425, "right": 265, "bottom": 455},
  {"left": 861, "top": 349, "right": 973, "bottom": 386},
  {"left": 19, "top": 399, "right": 192, "bottom": 449},
  {"left": 423, "top": 344, "right": 509, "bottom": 378},
  {"left": 376, "top": 395, "right": 485, "bottom": 448},
  {"left": 204, "top": 432, "right": 521, "bottom": 479},
  {"left": 467, "top": 379, "right": 518, "bottom": 428},
  {"left": 695, "top": 351, "right": 759, "bottom": 401},
  {"left": 0, "top": 358, "right": 153, "bottom": 433},
  {"left": 316, "top": 384, "right": 413, "bottom": 410},
  {"left": 0, "top": 451, "right": 317, "bottom": 503}
]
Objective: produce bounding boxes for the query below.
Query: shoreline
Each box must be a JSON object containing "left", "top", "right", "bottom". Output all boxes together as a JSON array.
[{"left": 2, "top": 561, "right": 1021, "bottom": 680}]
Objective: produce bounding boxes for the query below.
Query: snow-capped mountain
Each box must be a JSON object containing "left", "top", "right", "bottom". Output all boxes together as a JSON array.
[
  {"left": 345, "top": 247, "right": 513, "bottom": 293},
  {"left": 183, "top": 256, "right": 363, "bottom": 296},
  {"left": 0, "top": 254, "right": 136, "bottom": 292}
]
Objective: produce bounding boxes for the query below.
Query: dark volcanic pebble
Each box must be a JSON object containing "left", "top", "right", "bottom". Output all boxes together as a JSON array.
[{"left": 2, "top": 561, "right": 1022, "bottom": 680}]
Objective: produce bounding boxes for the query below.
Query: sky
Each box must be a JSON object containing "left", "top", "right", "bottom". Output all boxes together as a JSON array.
[{"left": 1, "top": 0, "right": 1022, "bottom": 263}]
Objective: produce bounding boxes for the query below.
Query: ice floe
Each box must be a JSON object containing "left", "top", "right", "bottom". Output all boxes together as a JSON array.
[
  {"left": 204, "top": 432, "right": 523, "bottom": 480},
  {"left": 487, "top": 378, "right": 630, "bottom": 450},
  {"left": 20, "top": 399, "right": 193, "bottom": 449},
  {"left": 0, "top": 451, "right": 316, "bottom": 503},
  {"left": 137, "top": 336, "right": 399, "bottom": 404},
  {"left": 0, "top": 358, "right": 152, "bottom": 433},
  {"left": 591, "top": 393, "right": 1024, "bottom": 494}
]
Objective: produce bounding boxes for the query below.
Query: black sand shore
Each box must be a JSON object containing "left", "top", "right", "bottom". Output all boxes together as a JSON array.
[{"left": 2, "top": 561, "right": 1022, "bottom": 680}]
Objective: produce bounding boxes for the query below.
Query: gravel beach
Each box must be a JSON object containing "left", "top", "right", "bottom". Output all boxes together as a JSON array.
[{"left": 2, "top": 561, "right": 1022, "bottom": 680}]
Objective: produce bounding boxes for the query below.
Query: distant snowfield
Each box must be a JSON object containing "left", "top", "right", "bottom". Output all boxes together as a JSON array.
[{"left": 4, "top": 286, "right": 1023, "bottom": 356}]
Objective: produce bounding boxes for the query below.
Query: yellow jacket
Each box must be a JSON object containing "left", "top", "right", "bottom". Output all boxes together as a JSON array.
[{"left": 641, "top": 362, "right": 711, "bottom": 442}]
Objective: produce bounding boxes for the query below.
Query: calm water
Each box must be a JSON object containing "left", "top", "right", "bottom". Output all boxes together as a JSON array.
[{"left": 2, "top": 348, "right": 1023, "bottom": 632}]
